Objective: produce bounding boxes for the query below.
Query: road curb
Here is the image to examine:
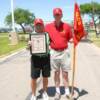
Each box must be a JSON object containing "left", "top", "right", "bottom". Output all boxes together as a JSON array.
[{"left": 0, "top": 48, "right": 26, "bottom": 63}]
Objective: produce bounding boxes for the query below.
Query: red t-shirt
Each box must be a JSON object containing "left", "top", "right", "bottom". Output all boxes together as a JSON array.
[{"left": 45, "top": 21, "right": 72, "bottom": 50}]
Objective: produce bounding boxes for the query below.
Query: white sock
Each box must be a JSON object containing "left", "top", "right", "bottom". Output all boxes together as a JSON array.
[
  {"left": 43, "top": 91, "right": 47, "bottom": 96},
  {"left": 56, "top": 87, "right": 60, "bottom": 94},
  {"left": 31, "top": 95, "right": 36, "bottom": 99},
  {"left": 65, "top": 88, "right": 70, "bottom": 95},
  {"left": 43, "top": 91, "right": 48, "bottom": 98}
]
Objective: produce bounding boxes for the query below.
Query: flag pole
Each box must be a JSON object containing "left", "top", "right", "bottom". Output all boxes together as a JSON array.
[
  {"left": 70, "top": 0, "right": 77, "bottom": 99},
  {"left": 70, "top": 0, "right": 85, "bottom": 99},
  {"left": 70, "top": 44, "right": 76, "bottom": 99}
]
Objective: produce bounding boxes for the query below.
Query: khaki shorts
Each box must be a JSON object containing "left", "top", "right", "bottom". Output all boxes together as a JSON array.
[{"left": 50, "top": 48, "right": 71, "bottom": 72}]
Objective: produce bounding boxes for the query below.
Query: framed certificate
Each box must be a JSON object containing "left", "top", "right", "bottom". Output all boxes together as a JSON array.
[{"left": 30, "top": 33, "right": 47, "bottom": 54}]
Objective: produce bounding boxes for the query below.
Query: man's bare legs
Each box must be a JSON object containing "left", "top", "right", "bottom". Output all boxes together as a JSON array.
[
  {"left": 62, "top": 71, "right": 70, "bottom": 98},
  {"left": 31, "top": 79, "right": 37, "bottom": 100}
]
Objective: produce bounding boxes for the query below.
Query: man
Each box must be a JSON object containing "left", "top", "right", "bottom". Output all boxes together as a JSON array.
[
  {"left": 45, "top": 8, "right": 72, "bottom": 100},
  {"left": 29, "top": 18, "right": 50, "bottom": 100}
]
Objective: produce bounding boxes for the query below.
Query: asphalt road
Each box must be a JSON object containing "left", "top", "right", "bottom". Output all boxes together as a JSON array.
[{"left": 0, "top": 42, "right": 100, "bottom": 100}]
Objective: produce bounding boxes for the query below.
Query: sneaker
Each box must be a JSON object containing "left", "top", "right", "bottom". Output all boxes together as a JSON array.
[
  {"left": 30, "top": 95, "right": 36, "bottom": 100},
  {"left": 42, "top": 92, "right": 49, "bottom": 100},
  {"left": 54, "top": 92, "right": 61, "bottom": 100}
]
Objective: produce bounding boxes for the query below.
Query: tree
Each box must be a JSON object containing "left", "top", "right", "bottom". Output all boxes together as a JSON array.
[
  {"left": 80, "top": 2, "right": 100, "bottom": 36},
  {"left": 5, "top": 8, "right": 35, "bottom": 34}
]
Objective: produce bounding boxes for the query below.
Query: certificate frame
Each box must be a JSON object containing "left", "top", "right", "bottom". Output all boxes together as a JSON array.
[{"left": 29, "top": 33, "right": 47, "bottom": 55}]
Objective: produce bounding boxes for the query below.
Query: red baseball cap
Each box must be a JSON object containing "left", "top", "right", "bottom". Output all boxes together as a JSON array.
[
  {"left": 34, "top": 18, "right": 44, "bottom": 26},
  {"left": 53, "top": 8, "right": 62, "bottom": 15}
]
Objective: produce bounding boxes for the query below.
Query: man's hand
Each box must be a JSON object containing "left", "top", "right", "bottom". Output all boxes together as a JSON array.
[
  {"left": 26, "top": 41, "right": 32, "bottom": 50},
  {"left": 69, "top": 38, "right": 73, "bottom": 43},
  {"left": 28, "top": 41, "right": 32, "bottom": 46}
]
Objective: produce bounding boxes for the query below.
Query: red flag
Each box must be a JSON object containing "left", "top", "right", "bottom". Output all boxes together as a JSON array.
[{"left": 74, "top": 3, "right": 85, "bottom": 46}]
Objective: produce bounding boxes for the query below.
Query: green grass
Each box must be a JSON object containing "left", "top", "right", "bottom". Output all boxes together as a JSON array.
[
  {"left": 0, "top": 33, "right": 26, "bottom": 56},
  {"left": 0, "top": 33, "right": 8, "bottom": 36},
  {"left": 89, "top": 32, "right": 100, "bottom": 47}
]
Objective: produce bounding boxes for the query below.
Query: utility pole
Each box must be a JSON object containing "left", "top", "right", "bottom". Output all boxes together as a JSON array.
[
  {"left": 9, "top": 0, "right": 18, "bottom": 45},
  {"left": 11, "top": 0, "right": 15, "bottom": 32}
]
